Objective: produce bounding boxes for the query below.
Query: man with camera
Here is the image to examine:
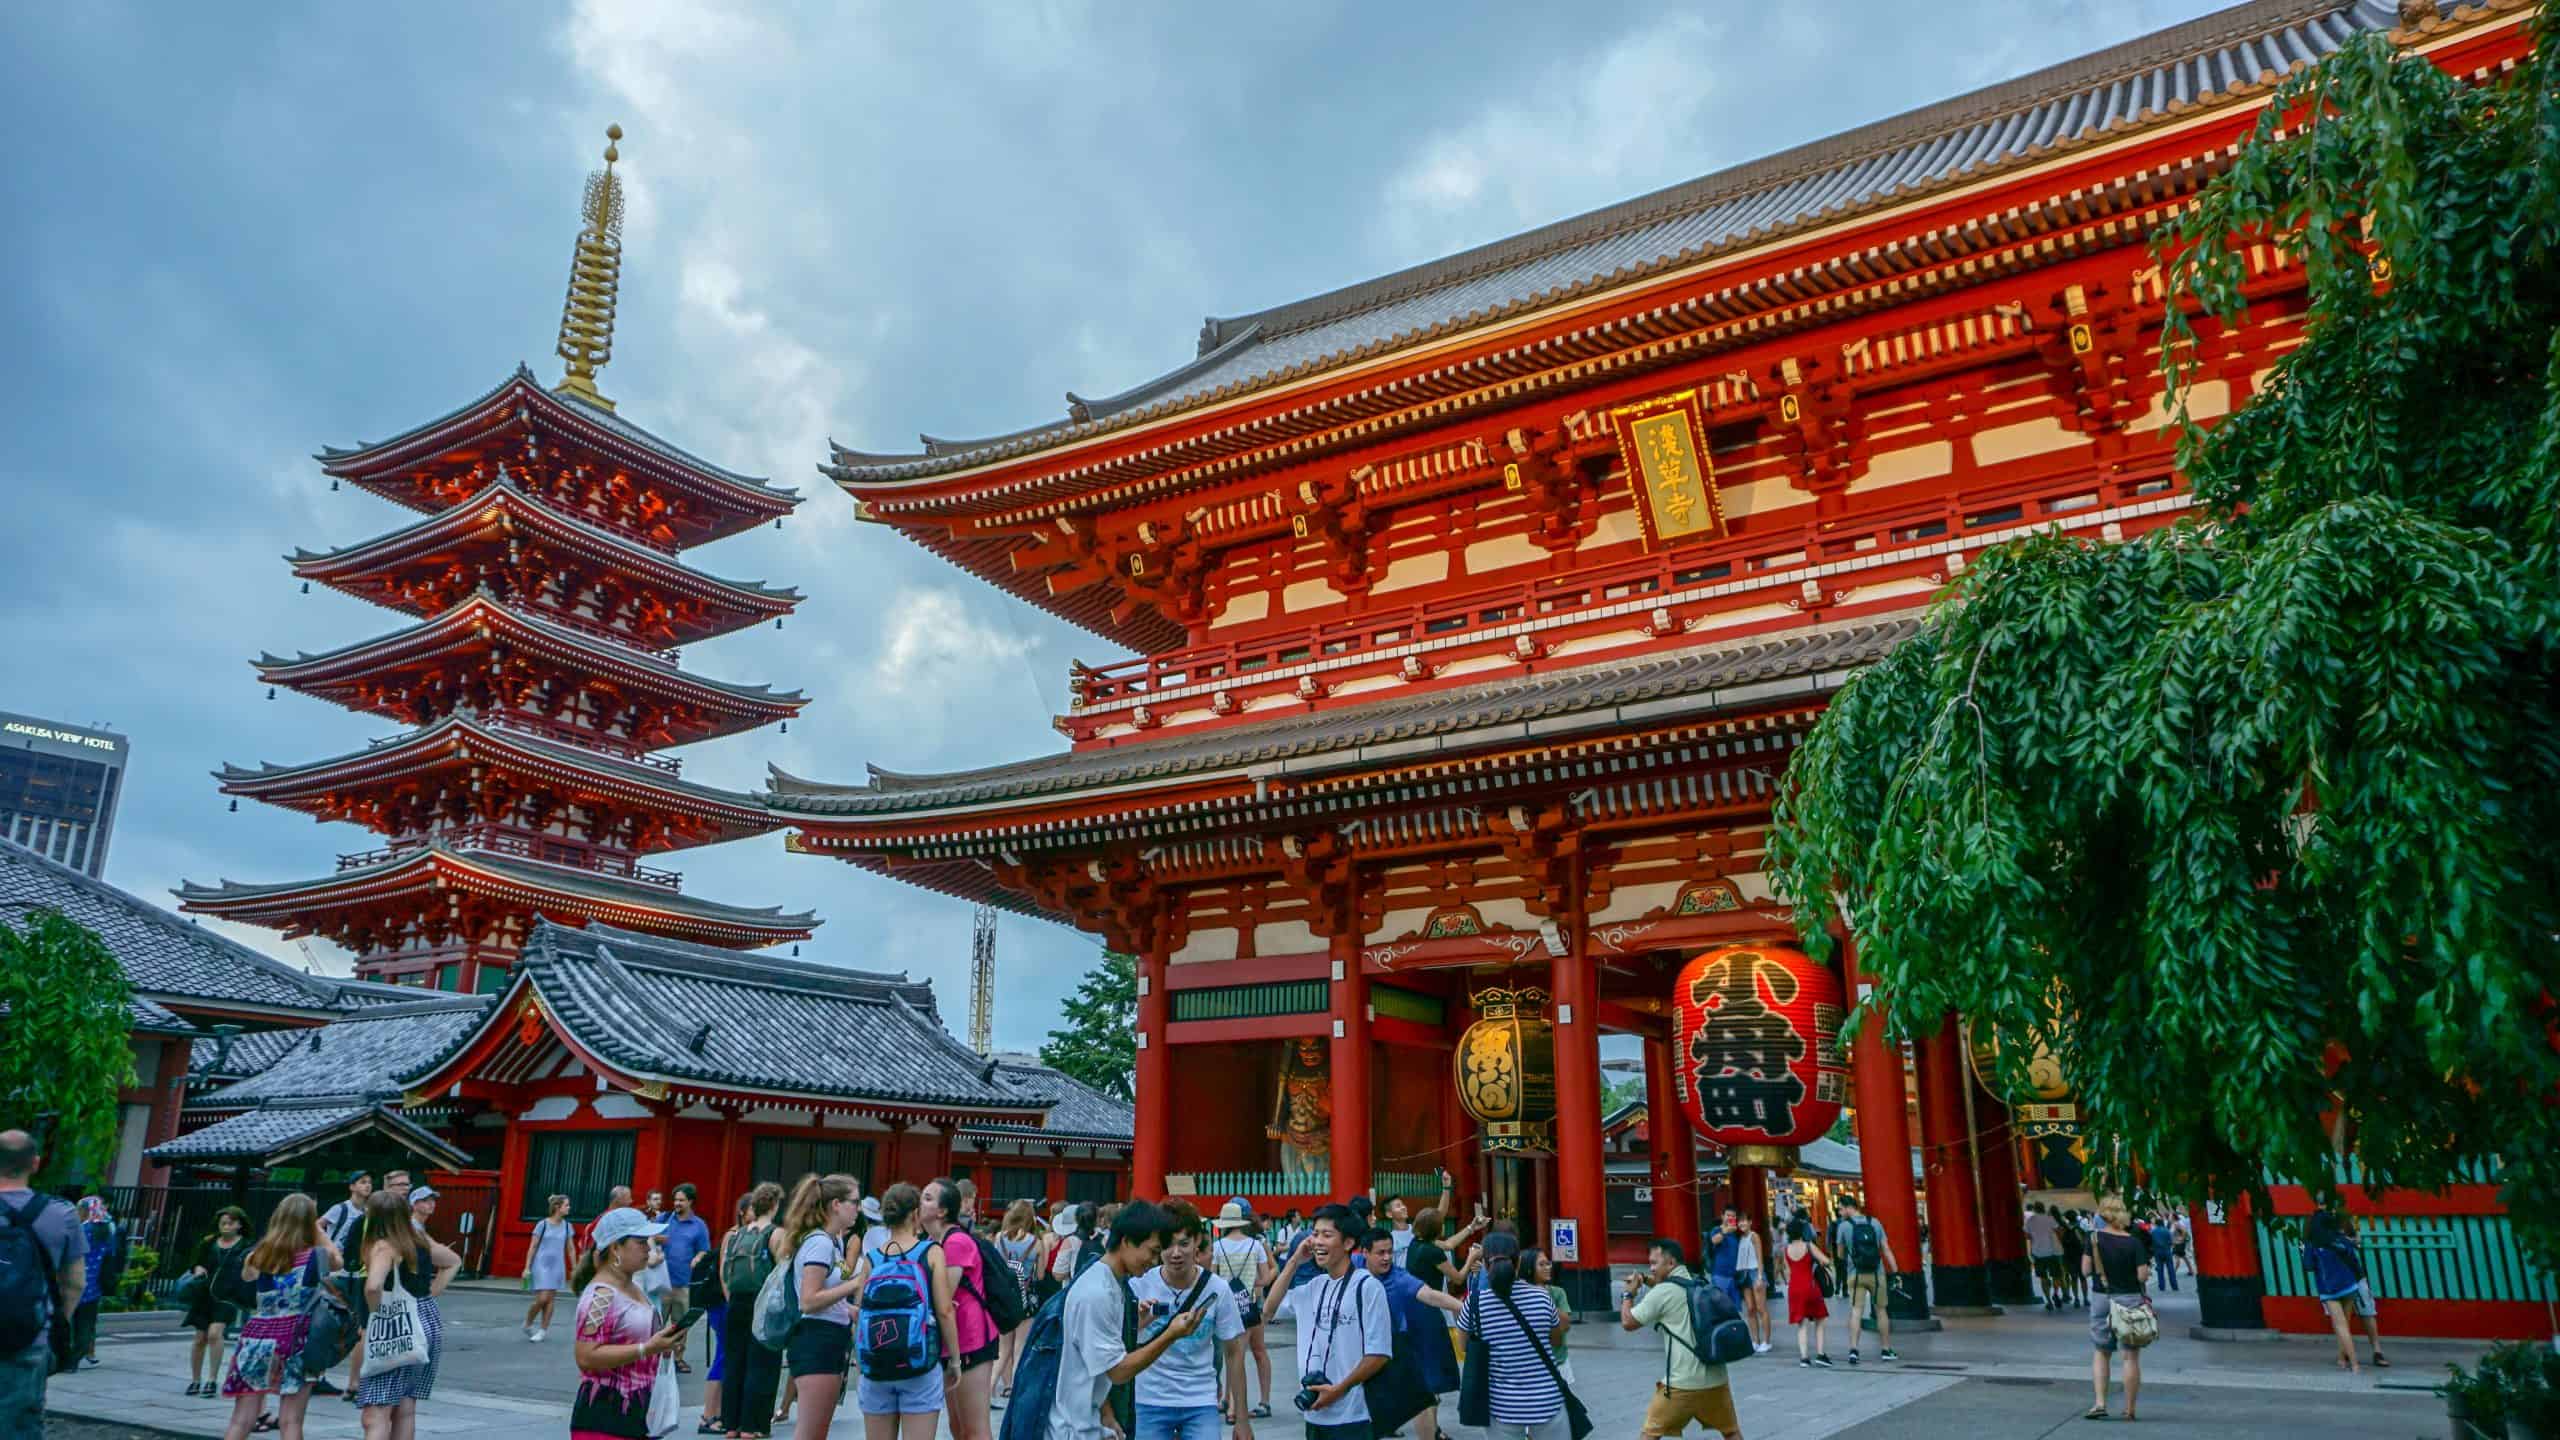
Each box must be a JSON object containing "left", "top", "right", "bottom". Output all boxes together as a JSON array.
[
  {"left": 1261, "top": 1204, "right": 1391, "bottom": 1440},
  {"left": 1619, "top": 1239, "right": 1743, "bottom": 1439}
]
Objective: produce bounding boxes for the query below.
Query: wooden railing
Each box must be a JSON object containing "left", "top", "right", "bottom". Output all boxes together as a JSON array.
[
  {"left": 1069, "top": 463, "right": 2181, "bottom": 712},
  {"left": 337, "top": 824, "right": 681, "bottom": 890},
  {"left": 475, "top": 711, "right": 683, "bottom": 773}
]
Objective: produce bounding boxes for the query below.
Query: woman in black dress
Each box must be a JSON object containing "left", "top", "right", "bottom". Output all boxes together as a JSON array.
[{"left": 184, "top": 1206, "right": 251, "bottom": 1397}]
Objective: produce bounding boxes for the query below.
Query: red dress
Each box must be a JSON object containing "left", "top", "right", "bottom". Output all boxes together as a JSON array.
[{"left": 1786, "top": 1244, "right": 1829, "bottom": 1325}]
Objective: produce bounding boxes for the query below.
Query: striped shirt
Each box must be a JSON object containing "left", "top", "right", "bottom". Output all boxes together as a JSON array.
[{"left": 1459, "top": 1283, "right": 1563, "bottom": 1425}]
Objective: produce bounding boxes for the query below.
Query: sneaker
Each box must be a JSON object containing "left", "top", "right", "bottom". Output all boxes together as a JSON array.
[
  {"left": 1847, "top": 1350, "right": 1861, "bottom": 1364},
  {"left": 1753, "top": 1342, "right": 1773, "bottom": 1354},
  {"left": 1814, "top": 1354, "right": 1835, "bottom": 1368},
  {"left": 532, "top": 1328, "right": 546, "bottom": 1343},
  {"left": 1798, "top": 1358, "right": 1811, "bottom": 1368},
  {"left": 1880, "top": 1348, "right": 1899, "bottom": 1361}
]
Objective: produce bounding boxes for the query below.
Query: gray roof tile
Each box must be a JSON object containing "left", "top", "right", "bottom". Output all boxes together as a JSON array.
[
  {"left": 198, "top": 1000, "right": 496, "bottom": 1106},
  {"left": 146, "top": 1101, "right": 472, "bottom": 1169},
  {"left": 967, "top": 1054, "right": 1134, "bottom": 1146}
]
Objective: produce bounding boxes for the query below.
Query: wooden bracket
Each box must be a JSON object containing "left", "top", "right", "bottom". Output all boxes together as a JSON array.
[{"left": 1501, "top": 426, "right": 1599, "bottom": 552}]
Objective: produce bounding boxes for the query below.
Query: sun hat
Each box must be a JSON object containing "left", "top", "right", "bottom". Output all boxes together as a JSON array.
[
  {"left": 590, "top": 1206, "right": 668, "bottom": 1248},
  {"left": 1051, "top": 1207, "right": 1078, "bottom": 1237},
  {"left": 860, "top": 1195, "right": 884, "bottom": 1223},
  {"left": 1213, "top": 1201, "right": 1251, "bottom": 1231}
]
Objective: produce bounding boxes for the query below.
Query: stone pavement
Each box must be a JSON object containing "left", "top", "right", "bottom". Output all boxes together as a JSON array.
[{"left": 44, "top": 1276, "right": 2488, "bottom": 1438}]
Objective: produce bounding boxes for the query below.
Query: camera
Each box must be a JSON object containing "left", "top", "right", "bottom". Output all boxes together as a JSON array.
[{"left": 1293, "top": 1370, "right": 1329, "bottom": 1412}]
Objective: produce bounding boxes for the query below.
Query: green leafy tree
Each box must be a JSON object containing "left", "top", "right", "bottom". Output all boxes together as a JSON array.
[
  {"left": 0, "top": 909, "right": 136, "bottom": 1176},
  {"left": 1601, "top": 1074, "right": 1645, "bottom": 1116},
  {"left": 1041, "top": 950, "right": 1137, "bottom": 1102},
  {"left": 1769, "top": 15, "right": 2560, "bottom": 1259}
]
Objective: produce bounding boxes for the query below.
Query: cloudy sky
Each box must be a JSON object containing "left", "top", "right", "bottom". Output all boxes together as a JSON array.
[{"left": 2, "top": 0, "right": 2231, "bottom": 1053}]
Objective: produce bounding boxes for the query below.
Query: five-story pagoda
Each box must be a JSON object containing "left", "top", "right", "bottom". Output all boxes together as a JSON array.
[{"left": 182, "top": 128, "right": 818, "bottom": 990}]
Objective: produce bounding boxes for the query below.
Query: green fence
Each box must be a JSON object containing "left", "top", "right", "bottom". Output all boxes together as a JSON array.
[{"left": 2254, "top": 1158, "right": 2556, "bottom": 1305}]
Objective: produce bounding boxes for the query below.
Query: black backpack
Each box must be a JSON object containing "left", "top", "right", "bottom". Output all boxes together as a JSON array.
[
  {"left": 966, "top": 1241, "right": 1027, "bottom": 1332},
  {"left": 1847, "top": 1219, "right": 1882, "bottom": 1273},
  {"left": 0, "top": 1192, "right": 62, "bottom": 1356}
]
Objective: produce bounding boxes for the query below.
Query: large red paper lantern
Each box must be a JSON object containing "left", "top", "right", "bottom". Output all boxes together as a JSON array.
[{"left": 1671, "top": 942, "right": 1849, "bottom": 1167}]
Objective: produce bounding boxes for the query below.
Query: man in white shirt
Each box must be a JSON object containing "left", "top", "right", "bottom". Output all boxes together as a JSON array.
[
  {"left": 2025, "top": 1203, "right": 2065, "bottom": 1310},
  {"left": 1131, "top": 1202, "right": 1250, "bottom": 1440},
  {"left": 1262, "top": 1204, "right": 1391, "bottom": 1440},
  {"left": 1051, "top": 1200, "right": 1203, "bottom": 1440}
]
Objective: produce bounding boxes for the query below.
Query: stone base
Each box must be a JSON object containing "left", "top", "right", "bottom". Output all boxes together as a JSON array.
[
  {"left": 1930, "top": 1262, "right": 1992, "bottom": 1310},
  {"left": 2190, "top": 1324, "right": 2285, "bottom": 1343},
  {"left": 1860, "top": 1314, "right": 1944, "bottom": 1333},
  {"left": 1986, "top": 1255, "right": 2036, "bottom": 1306},
  {"left": 1932, "top": 1303, "right": 2008, "bottom": 1317},
  {"left": 1886, "top": 1272, "right": 1933, "bottom": 1324},
  {"left": 2196, "top": 1272, "right": 2268, "bottom": 1332}
]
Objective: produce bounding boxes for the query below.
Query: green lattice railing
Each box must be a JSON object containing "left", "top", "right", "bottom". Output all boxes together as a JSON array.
[
  {"left": 1170, "top": 1169, "right": 1445, "bottom": 1200},
  {"left": 1170, "top": 980, "right": 1328, "bottom": 1022}
]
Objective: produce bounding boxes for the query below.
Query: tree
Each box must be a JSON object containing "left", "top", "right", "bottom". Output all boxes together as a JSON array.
[
  {"left": 1769, "top": 13, "right": 2560, "bottom": 1260},
  {"left": 0, "top": 909, "right": 136, "bottom": 1176},
  {"left": 1601, "top": 1074, "right": 1645, "bottom": 1116},
  {"left": 1040, "top": 949, "right": 1136, "bottom": 1102}
]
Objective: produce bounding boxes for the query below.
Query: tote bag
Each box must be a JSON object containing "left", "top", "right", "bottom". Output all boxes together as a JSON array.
[
  {"left": 646, "top": 1351, "right": 684, "bottom": 1436},
  {"left": 363, "top": 1271, "right": 431, "bottom": 1373}
]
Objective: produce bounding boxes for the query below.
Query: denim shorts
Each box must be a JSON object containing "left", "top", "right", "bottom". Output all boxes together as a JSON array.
[
  {"left": 858, "top": 1365, "right": 946, "bottom": 1415},
  {"left": 1135, "top": 1403, "right": 1223, "bottom": 1440}
]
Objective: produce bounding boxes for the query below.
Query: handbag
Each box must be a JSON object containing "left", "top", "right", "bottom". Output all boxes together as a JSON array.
[
  {"left": 752, "top": 1246, "right": 802, "bottom": 1350},
  {"left": 2106, "top": 1294, "right": 2159, "bottom": 1349},
  {"left": 363, "top": 1270, "right": 431, "bottom": 1373},
  {"left": 1493, "top": 1288, "right": 1594, "bottom": 1440},
  {"left": 1814, "top": 1260, "right": 1836, "bottom": 1299},
  {"left": 646, "top": 1350, "right": 684, "bottom": 1437}
]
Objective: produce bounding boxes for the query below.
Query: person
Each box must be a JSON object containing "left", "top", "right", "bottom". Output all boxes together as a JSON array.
[
  {"left": 526, "top": 1194, "right": 580, "bottom": 1342},
  {"left": 955, "top": 1178, "right": 979, "bottom": 1232},
  {"left": 1403, "top": 1208, "right": 1484, "bottom": 1440},
  {"left": 325, "top": 1173, "right": 387, "bottom": 1402},
  {"left": 1368, "top": 1225, "right": 1465, "bottom": 1440},
  {"left": 2146, "top": 1209, "right": 2178, "bottom": 1292},
  {"left": 1524, "top": 1248, "right": 1575, "bottom": 1385},
  {"left": 1052, "top": 1199, "right": 1202, "bottom": 1440},
  {"left": 920, "top": 1177, "right": 995, "bottom": 1440},
  {"left": 355, "top": 1189, "right": 460, "bottom": 1440},
  {"left": 1207, "top": 1200, "right": 1276, "bottom": 1420},
  {"left": 0, "top": 1131, "right": 86, "bottom": 1440},
  {"left": 1831, "top": 1197, "right": 1898, "bottom": 1364},
  {"left": 1258, "top": 1203, "right": 1390, "bottom": 1440},
  {"left": 68, "top": 1196, "right": 117, "bottom": 1369},
  {"left": 839, "top": 1182, "right": 957, "bottom": 1438},
  {"left": 1384, "top": 1171, "right": 1453, "bottom": 1270},
  {"left": 859, "top": 1195, "right": 891, "bottom": 1258},
  {"left": 1451, "top": 1231, "right": 1567, "bottom": 1440},
  {"left": 572, "top": 1204, "right": 694, "bottom": 1439},
  {"left": 1781, "top": 1218, "right": 1834, "bottom": 1368},
  {"left": 1731, "top": 1215, "right": 1772, "bottom": 1354},
  {"left": 1618, "top": 1238, "right": 1740, "bottom": 1440},
  {"left": 782, "top": 1173, "right": 864, "bottom": 1440},
  {"left": 1130, "top": 1200, "right": 1249, "bottom": 1440},
  {"left": 718, "top": 1181, "right": 788, "bottom": 1440},
  {"left": 991, "top": 1199, "right": 1045, "bottom": 1409},
  {"left": 2055, "top": 1208, "right": 2088, "bottom": 1307},
  {"left": 2025, "top": 1203, "right": 2065, "bottom": 1311},
  {"left": 320, "top": 1173, "right": 374, "bottom": 1255},
  {"left": 217, "top": 1192, "right": 340, "bottom": 1440},
  {"left": 647, "top": 1191, "right": 667, "bottom": 1221},
  {"left": 656, "top": 1184, "right": 713, "bottom": 1375},
  {"left": 2084, "top": 1194, "right": 2152, "bottom": 1421},
  {"left": 185, "top": 1205, "right": 252, "bottom": 1396},
  {"left": 2304, "top": 1209, "right": 2389, "bottom": 1373},
  {"left": 2172, "top": 1213, "right": 2193, "bottom": 1278},
  {"left": 1049, "top": 1203, "right": 1099, "bottom": 1290},
  {"left": 697, "top": 1193, "right": 749, "bottom": 1435},
  {"left": 1702, "top": 1208, "right": 1747, "bottom": 1312},
  {"left": 587, "top": 1187, "right": 637, "bottom": 1256}
]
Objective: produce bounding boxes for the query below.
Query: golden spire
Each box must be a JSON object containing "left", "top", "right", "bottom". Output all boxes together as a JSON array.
[{"left": 553, "top": 124, "right": 626, "bottom": 412}]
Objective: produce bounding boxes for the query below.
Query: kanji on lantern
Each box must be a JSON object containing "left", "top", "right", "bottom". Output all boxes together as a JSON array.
[{"left": 1671, "top": 943, "right": 1847, "bottom": 1162}]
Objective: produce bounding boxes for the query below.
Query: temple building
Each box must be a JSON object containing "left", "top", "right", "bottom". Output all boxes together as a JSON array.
[
  {"left": 775, "top": 0, "right": 2552, "bottom": 1337},
  {"left": 179, "top": 128, "right": 816, "bottom": 991}
]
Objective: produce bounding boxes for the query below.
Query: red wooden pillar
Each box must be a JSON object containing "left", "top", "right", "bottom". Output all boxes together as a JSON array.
[
  {"left": 1914, "top": 1015, "right": 1991, "bottom": 1308},
  {"left": 1971, "top": 1084, "right": 2033, "bottom": 1304},
  {"left": 2190, "top": 1196, "right": 2269, "bottom": 1334},
  {"left": 1550, "top": 924, "right": 1609, "bottom": 1310},
  {"left": 1840, "top": 937, "right": 1929, "bottom": 1321},
  {"left": 1133, "top": 940, "right": 1172, "bottom": 1198},
  {"left": 137, "top": 1037, "right": 193, "bottom": 1189},
  {"left": 1327, "top": 913, "right": 1372, "bottom": 1204},
  {"left": 1643, "top": 1033, "right": 1701, "bottom": 1254}
]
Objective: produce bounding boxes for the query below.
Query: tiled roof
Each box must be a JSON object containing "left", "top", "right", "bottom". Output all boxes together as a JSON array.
[
  {"left": 830, "top": 0, "right": 2434, "bottom": 484},
  {"left": 0, "top": 837, "right": 347, "bottom": 1015},
  {"left": 146, "top": 1100, "right": 472, "bottom": 1169},
  {"left": 199, "top": 999, "right": 494, "bottom": 1107},
  {"left": 129, "top": 995, "right": 201, "bottom": 1037},
  {"left": 402, "top": 922, "right": 1052, "bottom": 1118},
  {"left": 190, "top": 1025, "right": 314, "bottom": 1084},
  {"left": 769, "top": 614, "right": 1911, "bottom": 817},
  {"left": 967, "top": 1054, "right": 1135, "bottom": 1146}
]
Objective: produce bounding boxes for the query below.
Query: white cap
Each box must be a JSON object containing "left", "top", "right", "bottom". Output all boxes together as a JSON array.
[{"left": 590, "top": 1206, "right": 667, "bottom": 1248}]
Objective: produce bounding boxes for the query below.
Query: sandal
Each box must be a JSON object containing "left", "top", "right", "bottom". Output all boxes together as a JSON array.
[
  {"left": 253, "top": 1417, "right": 281, "bottom": 1434},
  {"left": 2372, "top": 1352, "right": 2391, "bottom": 1368},
  {"left": 1250, "top": 1403, "right": 1272, "bottom": 1419},
  {"left": 2082, "top": 1406, "right": 2108, "bottom": 1420}
]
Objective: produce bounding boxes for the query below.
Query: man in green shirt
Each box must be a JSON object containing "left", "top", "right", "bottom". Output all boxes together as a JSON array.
[{"left": 1619, "top": 1239, "right": 1741, "bottom": 1439}]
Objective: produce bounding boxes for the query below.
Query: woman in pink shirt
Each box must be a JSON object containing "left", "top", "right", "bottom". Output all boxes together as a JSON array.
[{"left": 921, "top": 1178, "right": 996, "bottom": 1440}]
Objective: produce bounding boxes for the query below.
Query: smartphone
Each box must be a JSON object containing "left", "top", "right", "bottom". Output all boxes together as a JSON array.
[{"left": 670, "top": 1306, "right": 705, "bottom": 1333}]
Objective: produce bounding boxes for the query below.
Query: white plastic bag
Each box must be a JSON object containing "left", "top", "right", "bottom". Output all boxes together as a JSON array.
[
  {"left": 647, "top": 1349, "right": 683, "bottom": 1437},
  {"left": 362, "top": 1271, "right": 430, "bottom": 1373}
]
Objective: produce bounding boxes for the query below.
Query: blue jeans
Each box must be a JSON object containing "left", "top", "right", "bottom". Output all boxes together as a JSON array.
[
  {"left": 1, "top": 1340, "right": 49, "bottom": 1440},
  {"left": 1135, "top": 1403, "right": 1223, "bottom": 1440}
]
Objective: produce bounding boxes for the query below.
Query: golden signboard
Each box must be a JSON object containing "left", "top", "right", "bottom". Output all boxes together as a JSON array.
[{"left": 1606, "top": 390, "right": 1727, "bottom": 550}]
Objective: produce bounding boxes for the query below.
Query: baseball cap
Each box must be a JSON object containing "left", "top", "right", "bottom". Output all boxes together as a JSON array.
[
  {"left": 590, "top": 1206, "right": 668, "bottom": 1248},
  {"left": 412, "top": 1186, "right": 439, "bottom": 1203}
]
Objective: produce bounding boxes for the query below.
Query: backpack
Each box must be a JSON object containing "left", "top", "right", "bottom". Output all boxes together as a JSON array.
[
  {"left": 1847, "top": 1219, "right": 1882, "bottom": 1273},
  {"left": 965, "top": 1240, "right": 1027, "bottom": 1333},
  {"left": 751, "top": 1248, "right": 802, "bottom": 1351},
  {"left": 723, "top": 1224, "right": 778, "bottom": 1299},
  {"left": 1665, "top": 1276, "right": 1755, "bottom": 1367},
  {"left": 0, "top": 1191, "right": 62, "bottom": 1356},
  {"left": 997, "top": 1288, "right": 1070, "bottom": 1440},
  {"left": 1212, "top": 1239, "right": 1265, "bottom": 1328},
  {"left": 855, "top": 1239, "right": 940, "bottom": 1381}
]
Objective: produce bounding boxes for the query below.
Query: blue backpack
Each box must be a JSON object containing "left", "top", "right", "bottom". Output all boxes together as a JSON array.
[{"left": 856, "top": 1239, "right": 939, "bottom": 1381}]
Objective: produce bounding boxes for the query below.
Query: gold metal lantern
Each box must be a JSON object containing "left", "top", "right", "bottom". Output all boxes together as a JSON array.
[{"left": 1455, "top": 986, "right": 1558, "bottom": 1154}]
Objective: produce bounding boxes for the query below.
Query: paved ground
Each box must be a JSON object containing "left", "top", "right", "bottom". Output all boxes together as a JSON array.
[{"left": 40, "top": 1275, "right": 2485, "bottom": 1438}]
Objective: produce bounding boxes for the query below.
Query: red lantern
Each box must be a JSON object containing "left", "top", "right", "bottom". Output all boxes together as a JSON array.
[{"left": 1671, "top": 942, "right": 1849, "bottom": 1167}]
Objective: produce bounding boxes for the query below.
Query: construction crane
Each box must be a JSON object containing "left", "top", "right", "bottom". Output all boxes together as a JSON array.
[{"left": 969, "top": 905, "right": 997, "bottom": 1054}]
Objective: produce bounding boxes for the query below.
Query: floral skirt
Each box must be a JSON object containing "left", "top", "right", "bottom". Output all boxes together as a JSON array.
[
  {"left": 354, "top": 1296, "right": 443, "bottom": 1407},
  {"left": 223, "top": 1312, "right": 312, "bottom": 1397}
]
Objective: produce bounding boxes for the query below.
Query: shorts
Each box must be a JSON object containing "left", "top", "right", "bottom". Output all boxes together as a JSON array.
[
  {"left": 2032, "top": 1254, "right": 2064, "bottom": 1279},
  {"left": 1642, "top": 1380, "right": 1739, "bottom": 1437},
  {"left": 961, "top": 1337, "right": 999, "bottom": 1372},
  {"left": 2089, "top": 1291, "right": 2137, "bottom": 1353},
  {"left": 2325, "top": 1281, "right": 2379, "bottom": 1318},
  {"left": 787, "top": 1320, "right": 850, "bottom": 1379},
  {"left": 857, "top": 1365, "right": 946, "bottom": 1415},
  {"left": 1733, "top": 1268, "right": 1760, "bottom": 1294},
  {"left": 1846, "top": 1271, "right": 1885, "bottom": 1318}
]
